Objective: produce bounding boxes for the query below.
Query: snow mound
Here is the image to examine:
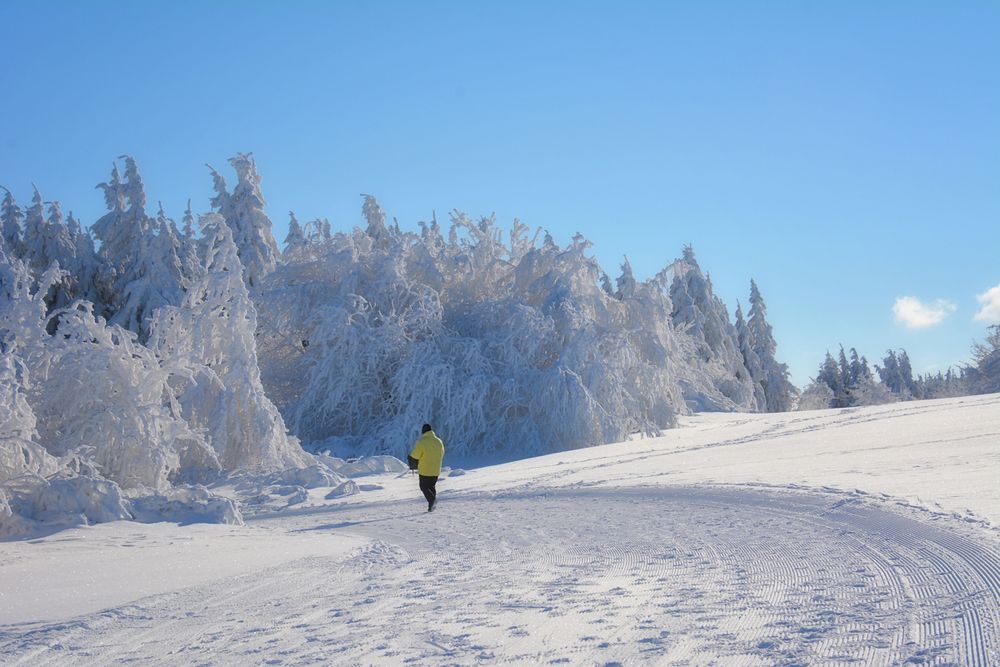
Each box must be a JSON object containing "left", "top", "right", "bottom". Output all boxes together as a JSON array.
[
  {"left": 316, "top": 454, "right": 408, "bottom": 478},
  {"left": 0, "top": 473, "right": 132, "bottom": 536},
  {"left": 325, "top": 481, "right": 360, "bottom": 499},
  {"left": 129, "top": 485, "right": 243, "bottom": 525},
  {"left": 269, "top": 462, "right": 347, "bottom": 489}
]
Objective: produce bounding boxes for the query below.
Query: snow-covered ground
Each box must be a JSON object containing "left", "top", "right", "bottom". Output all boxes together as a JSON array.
[{"left": 2, "top": 394, "right": 998, "bottom": 665}]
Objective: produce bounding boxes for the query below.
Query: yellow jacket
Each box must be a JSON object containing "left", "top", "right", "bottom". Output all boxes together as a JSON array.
[{"left": 409, "top": 431, "right": 445, "bottom": 477}]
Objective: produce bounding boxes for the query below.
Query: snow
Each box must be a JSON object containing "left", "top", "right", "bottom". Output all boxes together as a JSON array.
[
  {"left": 1, "top": 394, "right": 998, "bottom": 665},
  {"left": 0, "top": 521, "right": 362, "bottom": 625}
]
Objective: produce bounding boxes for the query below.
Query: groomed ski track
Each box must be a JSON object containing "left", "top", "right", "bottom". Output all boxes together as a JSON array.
[{"left": 3, "top": 484, "right": 998, "bottom": 666}]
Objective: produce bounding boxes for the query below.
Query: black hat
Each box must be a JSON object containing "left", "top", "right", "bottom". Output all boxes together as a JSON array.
[{"left": 421, "top": 423, "right": 433, "bottom": 433}]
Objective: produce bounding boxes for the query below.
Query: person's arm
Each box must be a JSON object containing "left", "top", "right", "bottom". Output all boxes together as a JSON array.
[{"left": 408, "top": 441, "right": 422, "bottom": 470}]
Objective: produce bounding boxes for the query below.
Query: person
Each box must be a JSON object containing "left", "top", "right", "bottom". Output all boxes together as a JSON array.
[{"left": 408, "top": 423, "right": 445, "bottom": 512}]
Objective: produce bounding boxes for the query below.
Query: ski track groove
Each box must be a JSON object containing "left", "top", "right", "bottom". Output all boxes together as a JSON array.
[{"left": 0, "top": 485, "right": 997, "bottom": 666}]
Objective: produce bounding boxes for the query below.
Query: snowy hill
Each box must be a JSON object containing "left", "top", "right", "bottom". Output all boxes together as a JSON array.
[{"left": 2, "top": 394, "right": 997, "bottom": 665}]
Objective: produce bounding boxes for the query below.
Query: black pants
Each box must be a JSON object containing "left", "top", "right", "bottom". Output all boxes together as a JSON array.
[{"left": 419, "top": 475, "right": 438, "bottom": 507}]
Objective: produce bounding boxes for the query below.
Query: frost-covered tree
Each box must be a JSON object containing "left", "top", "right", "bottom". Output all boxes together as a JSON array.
[
  {"left": 362, "top": 194, "right": 388, "bottom": 244},
  {"left": 746, "top": 279, "right": 796, "bottom": 411},
  {"left": 968, "top": 325, "right": 1000, "bottom": 394},
  {"left": 815, "top": 352, "right": 842, "bottom": 407},
  {"left": 208, "top": 154, "right": 280, "bottom": 288},
  {"left": 796, "top": 380, "right": 835, "bottom": 411},
  {"left": 256, "top": 200, "right": 690, "bottom": 458},
  {"left": 149, "top": 215, "right": 309, "bottom": 472},
  {"left": 177, "top": 199, "right": 204, "bottom": 286},
  {"left": 93, "top": 158, "right": 186, "bottom": 337},
  {"left": 284, "top": 211, "right": 307, "bottom": 255},
  {"left": 877, "top": 349, "right": 918, "bottom": 398},
  {"left": 0, "top": 187, "right": 24, "bottom": 257},
  {"left": 64, "top": 211, "right": 103, "bottom": 306},
  {"left": 615, "top": 257, "right": 637, "bottom": 300},
  {"left": 20, "top": 187, "right": 48, "bottom": 271},
  {"left": 0, "top": 251, "right": 208, "bottom": 490},
  {"left": 0, "top": 352, "right": 58, "bottom": 484},
  {"left": 669, "top": 247, "right": 757, "bottom": 411},
  {"left": 848, "top": 348, "right": 870, "bottom": 385},
  {"left": 734, "top": 302, "right": 767, "bottom": 410}
]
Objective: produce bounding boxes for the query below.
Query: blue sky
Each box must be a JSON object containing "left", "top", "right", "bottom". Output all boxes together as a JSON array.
[{"left": 2, "top": 1, "right": 998, "bottom": 386}]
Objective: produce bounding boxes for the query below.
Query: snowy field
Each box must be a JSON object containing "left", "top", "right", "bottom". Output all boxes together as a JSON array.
[{"left": 1, "top": 394, "right": 998, "bottom": 665}]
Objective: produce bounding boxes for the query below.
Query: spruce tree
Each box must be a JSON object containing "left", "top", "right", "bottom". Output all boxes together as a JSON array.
[
  {"left": 209, "top": 154, "right": 280, "bottom": 288},
  {"left": 284, "top": 211, "right": 307, "bottom": 253},
  {"left": 735, "top": 301, "right": 766, "bottom": 410},
  {"left": 817, "top": 352, "right": 842, "bottom": 401},
  {"left": 747, "top": 279, "right": 797, "bottom": 411},
  {"left": 0, "top": 187, "right": 24, "bottom": 257},
  {"left": 21, "top": 187, "right": 47, "bottom": 272},
  {"left": 615, "top": 257, "right": 637, "bottom": 300}
]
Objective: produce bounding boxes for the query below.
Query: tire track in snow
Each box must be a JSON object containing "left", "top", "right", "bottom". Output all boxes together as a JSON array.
[{"left": 0, "top": 485, "right": 996, "bottom": 666}]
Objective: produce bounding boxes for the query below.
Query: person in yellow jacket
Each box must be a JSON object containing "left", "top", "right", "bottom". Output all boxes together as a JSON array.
[{"left": 408, "top": 424, "right": 445, "bottom": 512}]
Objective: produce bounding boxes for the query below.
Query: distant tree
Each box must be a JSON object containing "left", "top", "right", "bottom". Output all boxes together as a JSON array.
[
  {"left": 208, "top": 154, "right": 281, "bottom": 288},
  {"left": 20, "top": 187, "right": 47, "bottom": 272},
  {"left": 877, "top": 349, "right": 918, "bottom": 398},
  {"left": 0, "top": 187, "right": 24, "bottom": 256},
  {"left": 175, "top": 200, "right": 204, "bottom": 289},
  {"left": 816, "top": 352, "right": 842, "bottom": 405},
  {"left": 284, "top": 211, "right": 307, "bottom": 254},
  {"left": 831, "top": 345, "right": 856, "bottom": 406},
  {"left": 796, "top": 380, "right": 835, "bottom": 410},
  {"left": 968, "top": 325, "right": 1000, "bottom": 394},
  {"left": 361, "top": 194, "right": 388, "bottom": 245},
  {"left": 669, "top": 247, "right": 758, "bottom": 410},
  {"left": 65, "top": 211, "right": 102, "bottom": 305},
  {"left": 747, "top": 279, "right": 797, "bottom": 411},
  {"left": 897, "top": 350, "right": 919, "bottom": 398},
  {"left": 181, "top": 199, "right": 196, "bottom": 239},
  {"left": 877, "top": 350, "right": 903, "bottom": 395},
  {"left": 848, "top": 348, "right": 869, "bottom": 385},
  {"left": 615, "top": 257, "right": 637, "bottom": 300},
  {"left": 93, "top": 158, "right": 185, "bottom": 337},
  {"left": 734, "top": 301, "right": 766, "bottom": 410}
]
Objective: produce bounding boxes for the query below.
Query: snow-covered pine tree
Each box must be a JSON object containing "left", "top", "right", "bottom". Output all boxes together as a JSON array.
[
  {"left": 209, "top": 154, "right": 280, "bottom": 289},
  {"left": 284, "top": 211, "right": 307, "bottom": 255},
  {"left": 0, "top": 188, "right": 25, "bottom": 257},
  {"left": 39, "top": 201, "right": 79, "bottom": 309},
  {"left": 92, "top": 161, "right": 136, "bottom": 318},
  {"left": 746, "top": 279, "right": 797, "bottom": 411},
  {"left": 20, "top": 187, "right": 48, "bottom": 272},
  {"left": 735, "top": 301, "right": 767, "bottom": 410},
  {"left": 615, "top": 257, "right": 637, "bottom": 300},
  {"left": 177, "top": 199, "right": 204, "bottom": 288},
  {"left": 897, "top": 350, "right": 919, "bottom": 398},
  {"left": 796, "top": 380, "right": 835, "bottom": 410},
  {"left": 848, "top": 348, "right": 869, "bottom": 385},
  {"left": 969, "top": 326, "right": 1000, "bottom": 394},
  {"left": 815, "top": 351, "right": 841, "bottom": 406},
  {"left": 876, "top": 349, "right": 916, "bottom": 398},
  {"left": 64, "top": 211, "right": 103, "bottom": 306},
  {"left": 362, "top": 194, "right": 388, "bottom": 245},
  {"left": 93, "top": 158, "right": 186, "bottom": 338},
  {"left": 669, "top": 246, "right": 756, "bottom": 411},
  {"left": 149, "top": 215, "right": 309, "bottom": 473},
  {"left": 836, "top": 345, "right": 854, "bottom": 406}
]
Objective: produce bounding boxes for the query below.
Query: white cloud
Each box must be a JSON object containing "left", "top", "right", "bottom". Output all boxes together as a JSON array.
[
  {"left": 974, "top": 283, "right": 1000, "bottom": 324},
  {"left": 892, "top": 296, "right": 956, "bottom": 329}
]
